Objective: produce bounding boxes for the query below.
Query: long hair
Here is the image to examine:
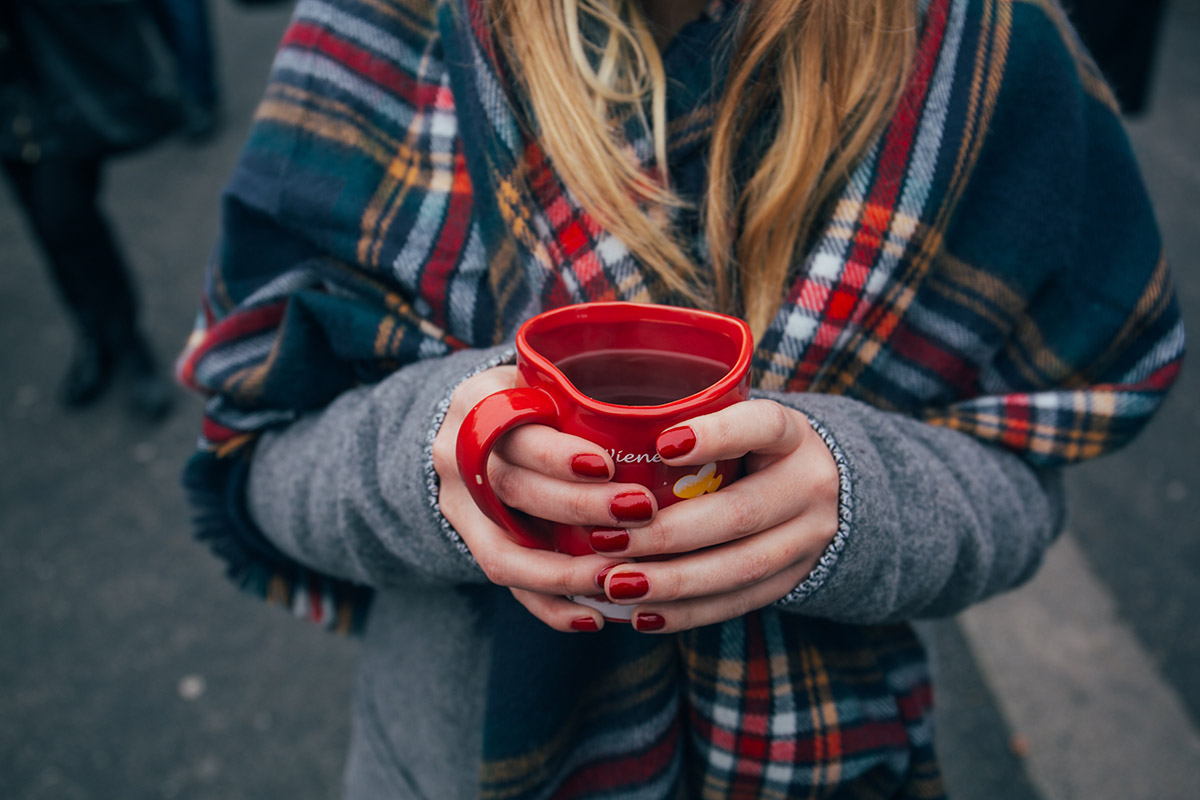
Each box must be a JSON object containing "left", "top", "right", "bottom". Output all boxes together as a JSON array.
[{"left": 488, "top": 0, "right": 917, "bottom": 337}]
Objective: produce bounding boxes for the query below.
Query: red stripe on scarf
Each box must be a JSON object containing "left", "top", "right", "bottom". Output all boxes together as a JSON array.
[
  {"left": 728, "top": 615, "right": 772, "bottom": 793},
  {"left": 283, "top": 22, "right": 442, "bottom": 107},
  {"left": 1127, "top": 360, "right": 1184, "bottom": 392},
  {"left": 896, "top": 681, "right": 935, "bottom": 723},
  {"left": 1001, "top": 395, "right": 1034, "bottom": 450},
  {"left": 180, "top": 302, "right": 287, "bottom": 390},
  {"left": 837, "top": 719, "right": 911, "bottom": 755},
  {"left": 549, "top": 716, "right": 680, "bottom": 799},
  {"left": 789, "top": 0, "right": 952, "bottom": 389},
  {"left": 421, "top": 153, "right": 475, "bottom": 329},
  {"left": 201, "top": 417, "right": 244, "bottom": 444},
  {"left": 888, "top": 319, "right": 978, "bottom": 395}
]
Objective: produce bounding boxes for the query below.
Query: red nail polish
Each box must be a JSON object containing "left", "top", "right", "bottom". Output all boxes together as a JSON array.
[
  {"left": 634, "top": 613, "right": 666, "bottom": 632},
  {"left": 656, "top": 426, "right": 696, "bottom": 459},
  {"left": 570, "top": 617, "right": 600, "bottom": 632},
  {"left": 610, "top": 492, "right": 653, "bottom": 522},
  {"left": 591, "top": 529, "right": 630, "bottom": 553},
  {"left": 570, "top": 453, "right": 609, "bottom": 479},
  {"left": 608, "top": 572, "right": 649, "bottom": 600},
  {"left": 595, "top": 563, "right": 621, "bottom": 588}
]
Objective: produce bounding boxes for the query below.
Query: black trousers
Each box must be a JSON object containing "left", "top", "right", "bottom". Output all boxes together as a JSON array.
[
  {"left": 3, "top": 155, "right": 141, "bottom": 346},
  {"left": 1064, "top": 0, "right": 1168, "bottom": 116}
]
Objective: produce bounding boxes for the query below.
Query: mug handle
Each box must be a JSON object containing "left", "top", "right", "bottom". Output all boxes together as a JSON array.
[{"left": 455, "top": 387, "right": 561, "bottom": 550}]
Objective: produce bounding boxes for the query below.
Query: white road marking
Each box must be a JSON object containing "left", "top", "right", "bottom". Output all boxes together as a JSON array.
[{"left": 959, "top": 533, "right": 1200, "bottom": 800}]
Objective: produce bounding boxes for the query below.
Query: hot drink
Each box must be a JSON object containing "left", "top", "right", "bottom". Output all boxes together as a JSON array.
[{"left": 556, "top": 349, "right": 731, "bottom": 406}]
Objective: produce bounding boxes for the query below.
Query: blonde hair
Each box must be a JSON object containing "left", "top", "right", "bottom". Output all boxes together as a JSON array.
[{"left": 488, "top": 0, "right": 916, "bottom": 337}]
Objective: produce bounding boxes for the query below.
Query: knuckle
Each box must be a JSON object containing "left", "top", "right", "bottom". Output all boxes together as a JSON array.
[
  {"left": 819, "top": 459, "right": 840, "bottom": 502},
  {"left": 646, "top": 521, "right": 673, "bottom": 554},
  {"left": 431, "top": 437, "right": 455, "bottom": 476},
  {"left": 437, "top": 489, "right": 465, "bottom": 524},
  {"left": 535, "top": 436, "right": 565, "bottom": 477},
  {"left": 653, "top": 568, "right": 684, "bottom": 601},
  {"left": 551, "top": 570, "right": 576, "bottom": 598},
  {"left": 733, "top": 551, "right": 773, "bottom": 586},
  {"left": 476, "top": 551, "right": 509, "bottom": 585},
  {"left": 721, "top": 492, "right": 763, "bottom": 536},
  {"left": 762, "top": 401, "right": 790, "bottom": 442},
  {"left": 632, "top": 518, "right": 670, "bottom": 555},
  {"left": 448, "top": 379, "right": 481, "bottom": 415},
  {"left": 497, "top": 425, "right": 533, "bottom": 459},
  {"left": 450, "top": 369, "right": 510, "bottom": 415},
  {"left": 444, "top": 392, "right": 467, "bottom": 419},
  {"left": 489, "top": 462, "right": 520, "bottom": 504},
  {"left": 568, "top": 489, "right": 593, "bottom": 522},
  {"left": 711, "top": 411, "right": 739, "bottom": 446}
]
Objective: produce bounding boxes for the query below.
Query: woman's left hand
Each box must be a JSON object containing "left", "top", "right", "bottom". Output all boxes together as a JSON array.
[{"left": 596, "top": 399, "right": 841, "bottom": 632}]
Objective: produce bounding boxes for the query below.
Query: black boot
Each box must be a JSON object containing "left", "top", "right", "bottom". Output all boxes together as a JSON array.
[
  {"left": 60, "top": 333, "right": 116, "bottom": 408},
  {"left": 119, "top": 332, "right": 173, "bottom": 423}
]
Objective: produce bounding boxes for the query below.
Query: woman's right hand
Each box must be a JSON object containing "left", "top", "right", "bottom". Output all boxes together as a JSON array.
[{"left": 430, "top": 366, "right": 657, "bottom": 632}]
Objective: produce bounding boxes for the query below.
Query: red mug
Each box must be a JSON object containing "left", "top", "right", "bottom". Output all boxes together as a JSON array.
[{"left": 455, "top": 302, "right": 753, "bottom": 620}]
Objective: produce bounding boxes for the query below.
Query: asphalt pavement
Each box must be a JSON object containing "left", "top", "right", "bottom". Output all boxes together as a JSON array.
[{"left": 1, "top": 2, "right": 1197, "bottom": 799}]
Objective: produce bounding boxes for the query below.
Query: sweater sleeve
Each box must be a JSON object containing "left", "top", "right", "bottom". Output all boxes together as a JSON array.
[
  {"left": 766, "top": 391, "right": 1065, "bottom": 624},
  {"left": 244, "top": 344, "right": 514, "bottom": 588}
]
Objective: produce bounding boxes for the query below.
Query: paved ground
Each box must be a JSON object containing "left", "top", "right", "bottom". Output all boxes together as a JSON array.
[{"left": 1, "top": 2, "right": 1197, "bottom": 799}]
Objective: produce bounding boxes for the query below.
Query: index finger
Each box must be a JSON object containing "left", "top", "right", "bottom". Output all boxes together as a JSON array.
[{"left": 493, "top": 424, "right": 614, "bottom": 482}]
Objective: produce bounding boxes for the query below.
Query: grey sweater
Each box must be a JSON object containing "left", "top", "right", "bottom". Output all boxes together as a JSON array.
[{"left": 246, "top": 344, "right": 1065, "bottom": 799}]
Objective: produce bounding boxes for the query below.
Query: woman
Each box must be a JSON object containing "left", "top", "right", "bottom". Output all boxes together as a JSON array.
[{"left": 178, "top": 0, "right": 1184, "bottom": 797}]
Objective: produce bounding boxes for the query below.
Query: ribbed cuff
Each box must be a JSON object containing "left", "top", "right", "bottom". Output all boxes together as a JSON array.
[{"left": 774, "top": 414, "right": 853, "bottom": 608}]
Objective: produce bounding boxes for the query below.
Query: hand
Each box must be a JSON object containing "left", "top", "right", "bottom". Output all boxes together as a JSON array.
[
  {"left": 430, "top": 366, "right": 661, "bottom": 632},
  {"left": 594, "top": 399, "right": 841, "bottom": 633}
]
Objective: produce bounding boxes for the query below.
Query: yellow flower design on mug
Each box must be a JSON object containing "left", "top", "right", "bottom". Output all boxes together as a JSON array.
[{"left": 673, "top": 462, "right": 724, "bottom": 499}]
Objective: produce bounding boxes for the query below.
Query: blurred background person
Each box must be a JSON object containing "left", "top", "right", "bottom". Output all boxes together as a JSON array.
[
  {"left": 147, "top": 0, "right": 222, "bottom": 141},
  {"left": 1065, "top": 0, "right": 1168, "bottom": 116},
  {"left": 1, "top": 0, "right": 179, "bottom": 420}
]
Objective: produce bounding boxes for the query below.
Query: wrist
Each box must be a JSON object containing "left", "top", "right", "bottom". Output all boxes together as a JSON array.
[{"left": 775, "top": 414, "right": 853, "bottom": 607}]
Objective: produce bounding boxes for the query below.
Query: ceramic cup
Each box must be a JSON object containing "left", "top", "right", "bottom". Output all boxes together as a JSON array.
[{"left": 455, "top": 302, "right": 753, "bottom": 620}]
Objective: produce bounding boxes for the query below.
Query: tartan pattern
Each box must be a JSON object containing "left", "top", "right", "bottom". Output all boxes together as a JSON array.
[
  {"left": 681, "top": 615, "right": 944, "bottom": 800},
  {"left": 177, "top": 0, "right": 1183, "bottom": 796},
  {"left": 478, "top": 599, "right": 942, "bottom": 800}
]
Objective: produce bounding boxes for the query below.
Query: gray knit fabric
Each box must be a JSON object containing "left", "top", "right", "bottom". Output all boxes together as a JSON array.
[
  {"left": 247, "top": 345, "right": 504, "bottom": 589},
  {"left": 765, "top": 390, "right": 1066, "bottom": 623},
  {"left": 342, "top": 586, "right": 488, "bottom": 800},
  {"left": 245, "top": 349, "right": 1065, "bottom": 799}
]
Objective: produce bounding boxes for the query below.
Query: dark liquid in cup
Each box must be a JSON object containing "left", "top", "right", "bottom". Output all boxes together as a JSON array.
[{"left": 556, "top": 349, "right": 732, "bottom": 406}]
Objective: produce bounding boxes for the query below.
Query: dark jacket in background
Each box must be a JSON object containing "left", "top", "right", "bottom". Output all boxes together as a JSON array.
[
  {"left": 1066, "top": 0, "right": 1167, "bottom": 115},
  {"left": 1, "top": 0, "right": 180, "bottom": 162}
]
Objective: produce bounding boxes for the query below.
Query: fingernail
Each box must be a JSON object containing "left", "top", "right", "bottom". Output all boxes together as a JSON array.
[
  {"left": 610, "top": 492, "right": 653, "bottom": 522},
  {"left": 570, "top": 616, "right": 600, "bottom": 632},
  {"left": 570, "top": 453, "right": 609, "bottom": 479},
  {"left": 634, "top": 613, "right": 666, "bottom": 632},
  {"left": 656, "top": 426, "right": 696, "bottom": 459},
  {"left": 590, "top": 528, "right": 630, "bottom": 553},
  {"left": 608, "top": 572, "right": 649, "bottom": 600},
  {"left": 595, "top": 563, "right": 622, "bottom": 588}
]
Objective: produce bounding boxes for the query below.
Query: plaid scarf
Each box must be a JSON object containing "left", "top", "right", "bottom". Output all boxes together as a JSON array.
[{"left": 178, "top": 0, "right": 1183, "bottom": 796}]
